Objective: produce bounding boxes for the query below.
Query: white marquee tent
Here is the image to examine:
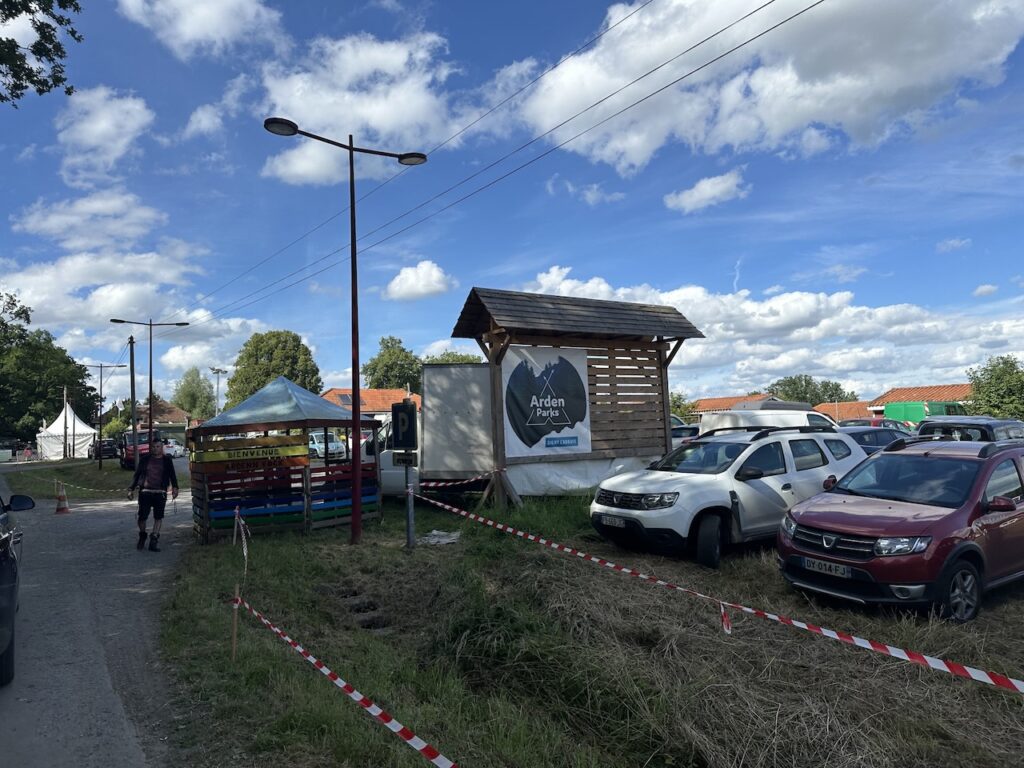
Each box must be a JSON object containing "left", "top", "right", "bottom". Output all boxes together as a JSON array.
[{"left": 37, "top": 403, "right": 97, "bottom": 460}]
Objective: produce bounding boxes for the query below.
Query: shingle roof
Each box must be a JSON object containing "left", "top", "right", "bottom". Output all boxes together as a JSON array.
[
  {"left": 870, "top": 384, "right": 972, "bottom": 406},
  {"left": 693, "top": 394, "right": 767, "bottom": 413},
  {"left": 322, "top": 388, "right": 421, "bottom": 413},
  {"left": 451, "top": 287, "right": 704, "bottom": 341},
  {"left": 814, "top": 401, "right": 874, "bottom": 421}
]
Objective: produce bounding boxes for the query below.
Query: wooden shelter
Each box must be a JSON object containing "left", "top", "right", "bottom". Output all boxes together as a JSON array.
[
  {"left": 452, "top": 287, "right": 703, "bottom": 504},
  {"left": 187, "top": 376, "right": 380, "bottom": 542}
]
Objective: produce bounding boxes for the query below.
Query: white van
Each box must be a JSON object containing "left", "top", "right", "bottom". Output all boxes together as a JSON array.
[{"left": 699, "top": 402, "right": 836, "bottom": 435}]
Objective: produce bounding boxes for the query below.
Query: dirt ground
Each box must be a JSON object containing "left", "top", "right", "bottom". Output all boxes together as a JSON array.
[{"left": 0, "top": 465, "right": 191, "bottom": 768}]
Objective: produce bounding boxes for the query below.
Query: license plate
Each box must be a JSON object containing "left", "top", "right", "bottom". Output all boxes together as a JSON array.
[
  {"left": 602, "top": 515, "right": 626, "bottom": 528},
  {"left": 803, "top": 557, "right": 851, "bottom": 579}
]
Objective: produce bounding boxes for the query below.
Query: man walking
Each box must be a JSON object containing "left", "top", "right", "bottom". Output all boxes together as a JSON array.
[{"left": 128, "top": 439, "right": 179, "bottom": 552}]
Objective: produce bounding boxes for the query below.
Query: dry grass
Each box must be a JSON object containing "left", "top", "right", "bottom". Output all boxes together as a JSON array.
[{"left": 164, "top": 495, "right": 1024, "bottom": 767}]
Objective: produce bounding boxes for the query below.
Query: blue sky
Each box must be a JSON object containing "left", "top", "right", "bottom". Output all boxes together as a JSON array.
[{"left": 2, "top": 0, "right": 1023, "bottom": 410}]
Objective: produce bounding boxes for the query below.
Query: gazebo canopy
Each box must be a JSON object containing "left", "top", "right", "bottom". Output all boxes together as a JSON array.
[{"left": 189, "top": 376, "right": 379, "bottom": 437}]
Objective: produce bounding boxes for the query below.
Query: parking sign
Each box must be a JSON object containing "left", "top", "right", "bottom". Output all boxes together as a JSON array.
[{"left": 392, "top": 399, "right": 418, "bottom": 451}]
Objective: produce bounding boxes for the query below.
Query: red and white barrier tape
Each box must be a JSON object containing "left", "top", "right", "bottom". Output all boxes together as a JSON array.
[
  {"left": 418, "top": 469, "right": 501, "bottom": 489},
  {"left": 412, "top": 493, "right": 1024, "bottom": 695},
  {"left": 233, "top": 507, "right": 251, "bottom": 577},
  {"left": 235, "top": 598, "right": 458, "bottom": 767}
]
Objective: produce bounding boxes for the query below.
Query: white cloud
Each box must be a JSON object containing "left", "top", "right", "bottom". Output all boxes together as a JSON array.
[
  {"left": 16, "top": 144, "right": 36, "bottom": 162},
  {"left": 664, "top": 168, "right": 749, "bottom": 214},
  {"left": 0, "top": 14, "right": 34, "bottom": 46},
  {"left": 56, "top": 86, "right": 154, "bottom": 188},
  {"left": 383, "top": 260, "right": 458, "bottom": 300},
  {"left": 522, "top": 265, "right": 1024, "bottom": 398},
  {"left": 322, "top": 368, "right": 354, "bottom": 389},
  {"left": 12, "top": 189, "right": 167, "bottom": 251},
  {"left": 822, "top": 264, "right": 868, "bottom": 284},
  {"left": 116, "top": 0, "right": 287, "bottom": 60},
  {"left": 973, "top": 284, "right": 998, "bottom": 297},
  {"left": 182, "top": 74, "right": 252, "bottom": 140},
  {"left": 420, "top": 339, "right": 482, "bottom": 358},
  {"left": 545, "top": 174, "right": 625, "bottom": 206},
  {"left": 937, "top": 237, "right": 972, "bottom": 252},
  {"left": 763, "top": 284, "right": 784, "bottom": 296},
  {"left": 511, "top": 0, "right": 1024, "bottom": 175},
  {"left": 261, "top": 32, "right": 457, "bottom": 185}
]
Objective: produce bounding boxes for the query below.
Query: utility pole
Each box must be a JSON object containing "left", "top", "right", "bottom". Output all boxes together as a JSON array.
[
  {"left": 129, "top": 336, "right": 138, "bottom": 468},
  {"left": 85, "top": 362, "right": 127, "bottom": 470},
  {"left": 210, "top": 367, "right": 227, "bottom": 415}
]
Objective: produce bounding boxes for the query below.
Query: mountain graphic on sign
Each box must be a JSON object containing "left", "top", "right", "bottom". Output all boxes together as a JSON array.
[{"left": 506, "top": 356, "right": 587, "bottom": 447}]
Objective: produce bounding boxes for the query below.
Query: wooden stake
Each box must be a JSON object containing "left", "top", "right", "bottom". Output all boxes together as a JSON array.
[{"left": 231, "top": 582, "right": 240, "bottom": 662}]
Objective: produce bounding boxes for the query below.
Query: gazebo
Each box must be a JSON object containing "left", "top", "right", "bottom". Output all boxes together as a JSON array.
[{"left": 187, "top": 376, "right": 380, "bottom": 541}]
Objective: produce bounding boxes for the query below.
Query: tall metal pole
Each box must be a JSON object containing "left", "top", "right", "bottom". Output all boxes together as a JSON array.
[
  {"left": 129, "top": 336, "right": 138, "bottom": 467},
  {"left": 349, "top": 135, "right": 363, "bottom": 545},
  {"left": 148, "top": 318, "right": 154, "bottom": 444},
  {"left": 97, "top": 369, "right": 104, "bottom": 469}
]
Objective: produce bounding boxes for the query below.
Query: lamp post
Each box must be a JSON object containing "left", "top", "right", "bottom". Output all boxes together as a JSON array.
[
  {"left": 84, "top": 363, "right": 127, "bottom": 469},
  {"left": 110, "top": 318, "right": 189, "bottom": 443},
  {"left": 210, "top": 367, "right": 227, "bottom": 415},
  {"left": 263, "top": 116, "right": 427, "bottom": 545}
]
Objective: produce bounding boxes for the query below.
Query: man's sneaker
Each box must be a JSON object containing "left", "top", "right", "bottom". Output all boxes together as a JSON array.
[
  {"left": 148, "top": 533, "right": 161, "bottom": 552},
  {"left": 137, "top": 531, "right": 148, "bottom": 550}
]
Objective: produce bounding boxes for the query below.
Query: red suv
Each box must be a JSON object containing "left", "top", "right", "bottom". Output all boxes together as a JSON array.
[{"left": 777, "top": 438, "right": 1024, "bottom": 621}]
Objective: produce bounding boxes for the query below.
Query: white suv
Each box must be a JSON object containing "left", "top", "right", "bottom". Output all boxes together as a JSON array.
[{"left": 590, "top": 427, "right": 866, "bottom": 568}]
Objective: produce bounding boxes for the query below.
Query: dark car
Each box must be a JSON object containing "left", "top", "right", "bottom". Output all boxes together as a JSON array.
[
  {"left": 88, "top": 438, "right": 118, "bottom": 459},
  {"left": 839, "top": 426, "right": 910, "bottom": 455},
  {"left": 1, "top": 492, "right": 35, "bottom": 685},
  {"left": 916, "top": 415, "right": 1024, "bottom": 442},
  {"left": 777, "top": 439, "right": 1024, "bottom": 621},
  {"left": 839, "top": 417, "right": 911, "bottom": 432}
]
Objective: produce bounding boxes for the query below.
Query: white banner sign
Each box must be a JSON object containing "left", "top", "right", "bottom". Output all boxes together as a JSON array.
[{"left": 502, "top": 346, "right": 591, "bottom": 458}]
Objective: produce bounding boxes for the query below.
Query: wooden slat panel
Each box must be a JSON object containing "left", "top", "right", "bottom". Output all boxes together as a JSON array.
[
  {"left": 193, "top": 435, "right": 305, "bottom": 450},
  {"left": 591, "top": 436, "right": 665, "bottom": 450}
]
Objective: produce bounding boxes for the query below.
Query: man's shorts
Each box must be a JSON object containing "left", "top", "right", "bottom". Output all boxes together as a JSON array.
[{"left": 138, "top": 491, "right": 167, "bottom": 522}]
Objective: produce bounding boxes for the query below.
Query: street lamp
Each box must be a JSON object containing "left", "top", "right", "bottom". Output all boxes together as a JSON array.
[
  {"left": 210, "top": 367, "right": 227, "bottom": 415},
  {"left": 263, "top": 116, "right": 427, "bottom": 544},
  {"left": 110, "top": 318, "right": 189, "bottom": 443}
]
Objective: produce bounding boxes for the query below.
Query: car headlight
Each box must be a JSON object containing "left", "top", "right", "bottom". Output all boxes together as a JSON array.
[
  {"left": 781, "top": 514, "right": 797, "bottom": 537},
  {"left": 874, "top": 536, "right": 931, "bottom": 556},
  {"left": 642, "top": 492, "right": 679, "bottom": 509}
]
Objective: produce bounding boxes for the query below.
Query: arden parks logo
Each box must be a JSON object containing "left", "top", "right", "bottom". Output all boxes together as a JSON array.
[{"left": 505, "top": 355, "right": 588, "bottom": 448}]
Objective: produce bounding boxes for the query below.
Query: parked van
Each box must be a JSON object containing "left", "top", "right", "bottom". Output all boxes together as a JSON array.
[{"left": 699, "top": 401, "right": 836, "bottom": 435}]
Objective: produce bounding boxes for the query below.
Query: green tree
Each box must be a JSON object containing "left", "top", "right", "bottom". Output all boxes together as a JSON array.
[
  {"left": 766, "top": 374, "right": 857, "bottom": 405},
  {"left": 669, "top": 392, "right": 696, "bottom": 422},
  {"left": 100, "top": 410, "right": 129, "bottom": 441},
  {"left": 0, "top": 290, "right": 31, "bottom": 347},
  {"left": 226, "top": 330, "right": 322, "bottom": 408},
  {"left": 171, "top": 366, "right": 215, "bottom": 420},
  {"left": 967, "top": 355, "right": 1024, "bottom": 419},
  {"left": 1, "top": 1, "right": 83, "bottom": 107},
  {"left": 362, "top": 336, "right": 422, "bottom": 393},
  {"left": 422, "top": 350, "right": 483, "bottom": 365}
]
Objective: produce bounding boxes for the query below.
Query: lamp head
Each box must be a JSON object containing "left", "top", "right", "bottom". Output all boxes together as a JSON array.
[
  {"left": 264, "top": 117, "right": 299, "bottom": 137},
  {"left": 397, "top": 152, "right": 428, "bottom": 166},
  {"left": 110, "top": 318, "right": 126, "bottom": 324}
]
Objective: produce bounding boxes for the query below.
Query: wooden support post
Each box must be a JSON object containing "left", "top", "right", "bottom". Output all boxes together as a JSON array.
[
  {"left": 657, "top": 342, "right": 673, "bottom": 454},
  {"left": 485, "top": 332, "right": 512, "bottom": 511},
  {"left": 231, "top": 582, "right": 240, "bottom": 662},
  {"left": 302, "top": 465, "right": 312, "bottom": 533}
]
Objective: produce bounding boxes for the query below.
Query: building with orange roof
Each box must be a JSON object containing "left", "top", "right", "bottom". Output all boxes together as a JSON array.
[
  {"left": 321, "top": 388, "right": 422, "bottom": 420},
  {"left": 692, "top": 393, "right": 768, "bottom": 415},
  {"left": 813, "top": 400, "right": 874, "bottom": 422}
]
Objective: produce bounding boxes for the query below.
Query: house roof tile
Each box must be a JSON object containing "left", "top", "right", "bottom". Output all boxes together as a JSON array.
[
  {"left": 813, "top": 401, "right": 874, "bottom": 421},
  {"left": 869, "top": 384, "right": 972, "bottom": 407},
  {"left": 322, "top": 388, "right": 421, "bottom": 413}
]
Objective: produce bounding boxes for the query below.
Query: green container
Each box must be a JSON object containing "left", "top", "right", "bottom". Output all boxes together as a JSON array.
[{"left": 883, "top": 401, "right": 967, "bottom": 424}]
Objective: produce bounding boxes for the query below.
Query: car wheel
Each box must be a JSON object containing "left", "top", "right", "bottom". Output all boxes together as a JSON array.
[
  {"left": 0, "top": 624, "right": 14, "bottom": 687},
  {"left": 938, "top": 560, "right": 982, "bottom": 622},
  {"left": 695, "top": 514, "right": 722, "bottom": 569}
]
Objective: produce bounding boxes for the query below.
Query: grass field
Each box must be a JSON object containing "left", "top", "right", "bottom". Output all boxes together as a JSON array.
[
  {"left": 3, "top": 459, "right": 138, "bottom": 501},
  {"left": 163, "top": 494, "right": 1024, "bottom": 768}
]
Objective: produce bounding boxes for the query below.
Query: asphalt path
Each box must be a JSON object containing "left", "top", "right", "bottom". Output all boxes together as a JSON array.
[{"left": 0, "top": 459, "right": 190, "bottom": 767}]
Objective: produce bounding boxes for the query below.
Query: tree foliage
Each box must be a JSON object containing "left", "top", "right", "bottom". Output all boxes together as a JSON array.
[
  {"left": 362, "top": 336, "right": 422, "bottom": 393},
  {"left": 967, "top": 355, "right": 1024, "bottom": 420},
  {"left": 100, "top": 409, "right": 129, "bottom": 440},
  {"left": 1, "top": 0, "right": 83, "bottom": 107},
  {"left": 172, "top": 366, "right": 215, "bottom": 420},
  {"left": 766, "top": 374, "right": 857, "bottom": 405},
  {"left": 422, "top": 350, "right": 483, "bottom": 365},
  {"left": 0, "top": 292, "right": 98, "bottom": 440},
  {"left": 669, "top": 392, "right": 697, "bottom": 423},
  {"left": 226, "top": 331, "right": 322, "bottom": 408}
]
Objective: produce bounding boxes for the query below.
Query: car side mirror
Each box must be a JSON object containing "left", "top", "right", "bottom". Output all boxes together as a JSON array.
[
  {"left": 823, "top": 475, "right": 837, "bottom": 491},
  {"left": 736, "top": 466, "right": 764, "bottom": 481},
  {"left": 6, "top": 494, "right": 35, "bottom": 512},
  {"left": 987, "top": 495, "right": 1017, "bottom": 513}
]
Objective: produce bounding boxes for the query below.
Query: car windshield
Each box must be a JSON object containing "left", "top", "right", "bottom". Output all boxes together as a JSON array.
[
  {"left": 652, "top": 440, "right": 747, "bottom": 474},
  {"left": 918, "top": 423, "right": 986, "bottom": 440},
  {"left": 833, "top": 454, "right": 981, "bottom": 508}
]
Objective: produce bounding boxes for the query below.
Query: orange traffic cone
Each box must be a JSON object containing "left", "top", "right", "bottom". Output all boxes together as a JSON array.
[{"left": 55, "top": 481, "right": 71, "bottom": 515}]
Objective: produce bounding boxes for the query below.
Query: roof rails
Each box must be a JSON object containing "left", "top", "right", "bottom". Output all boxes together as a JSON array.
[
  {"left": 700, "top": 426, "right": 767, "bottom": 437},
  {"left": 978, "top": 440, "right": 1024, "bottom": 459},
  {"left": 750, "top": 425, "right": 837, "bottom": 441},
  {"left": 883, "top": 435, "right": 953, "bottom": 452}
]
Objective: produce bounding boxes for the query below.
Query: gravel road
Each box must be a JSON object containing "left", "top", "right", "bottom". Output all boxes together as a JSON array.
[{"left": 0, "top": 463, "right": 190, "bottom": 767}]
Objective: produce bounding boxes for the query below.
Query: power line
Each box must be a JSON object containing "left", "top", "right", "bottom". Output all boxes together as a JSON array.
[
  {"left": 158, "top": 0, "right": 783, "bottom": 337},
  {"left": 157, "top": 0, "right": 660, "bottom": 323},
  {"left": 159, "top": 0, "right": 825, "bottom": 335}
]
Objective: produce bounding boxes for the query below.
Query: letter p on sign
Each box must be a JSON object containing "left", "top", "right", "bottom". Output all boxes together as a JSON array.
[{"left": 392, "top": 399, "right": 418, "bottom": 451}]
